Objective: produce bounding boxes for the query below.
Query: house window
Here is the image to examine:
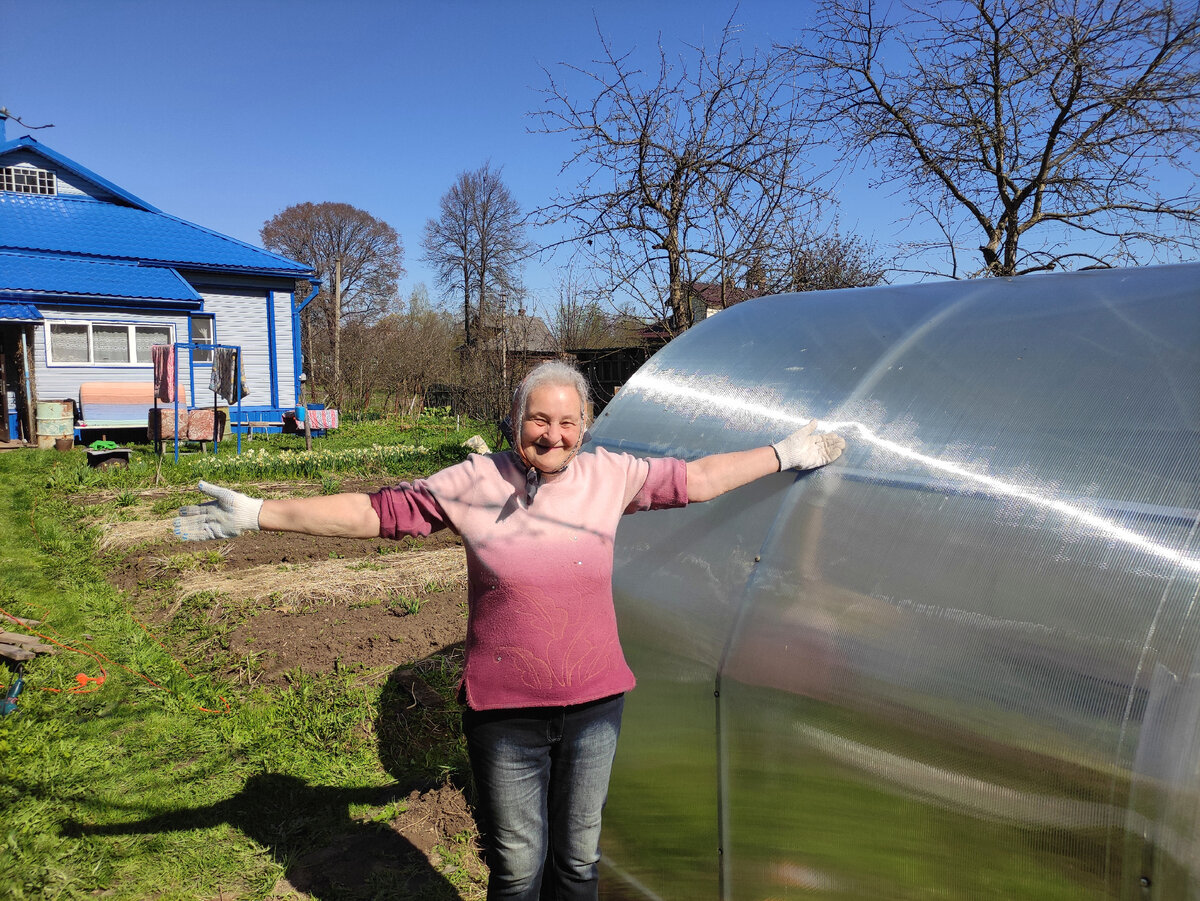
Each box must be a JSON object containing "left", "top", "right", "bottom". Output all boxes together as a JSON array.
[
  {"left": 94, "top": 325, "right": 131, "bottom": 363},
  {"left": 49, "top": 323, "right": 90, "bottom": 363},
  {"left": 47, "top": 321, "right": 174, "bottom": 366},
  {"left": 1, "top": 166, "right": 57, "bottom": 195},
  {"left": 190, "top": 314, "right": 215, "bottom": 363}
]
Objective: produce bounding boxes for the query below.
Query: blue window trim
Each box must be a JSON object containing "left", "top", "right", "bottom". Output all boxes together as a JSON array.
[
  {"left": 187, "top": 313, "right": 216, "bottom": 402},
  {"left": 265, "top": 290, "right": 279, "bottom": 408},
  {"left": 188, "top": 313, "right": 216, "bottom": 359}
]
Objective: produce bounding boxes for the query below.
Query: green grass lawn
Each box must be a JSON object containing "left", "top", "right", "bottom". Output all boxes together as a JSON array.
[{"left": 0, "top": 412, "right": 488, "bottom": 900}]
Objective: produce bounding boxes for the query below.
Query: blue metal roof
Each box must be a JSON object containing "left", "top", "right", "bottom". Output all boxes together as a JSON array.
[
  {"left": 0, "top": 301, "right": 42, "bottom": 322},
  {"left": 0, "top": 250, "right": 202, "bottom": 302},
  {"left": 0, "top": 193, "right": 310, "bottom": 276}
]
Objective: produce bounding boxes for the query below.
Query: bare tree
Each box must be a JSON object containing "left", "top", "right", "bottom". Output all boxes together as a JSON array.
[
  {"left": 793, "top": 0, "right": 1200, "bottom": 278},
  {"left": 536, "top": 15, "right": 821, "bottom": 333},
  {"left": 421, "top": 176, "right": 475, "bottom": 346},
  {"left": 755, "top": 221, "right": 890, "bottom": 294},
  {"left": 423, "top": 164, "right": 533, "bottom": 421},
  {"left": 261, "top": 202, "right": 404, "bottom": 403},
  {"left": 422, "top": 164, "right": 531, "bottom": 345},
  {"left": 548, "top": 267, "right": 620, "bottom": 350}
]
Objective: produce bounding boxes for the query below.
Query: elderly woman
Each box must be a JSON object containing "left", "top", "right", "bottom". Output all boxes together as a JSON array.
[{"left": 175, "top": 360, "right": 844, "bottom": 900}]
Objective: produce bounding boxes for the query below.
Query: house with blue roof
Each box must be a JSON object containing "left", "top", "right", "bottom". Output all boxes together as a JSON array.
[{"left": 0, "top": 111, "right": 316, "bottom": 444}]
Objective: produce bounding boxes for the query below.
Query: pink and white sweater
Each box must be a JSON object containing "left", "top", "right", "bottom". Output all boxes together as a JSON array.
[{"left": 369, "top": 448, "right": 688, "bottom": 710}]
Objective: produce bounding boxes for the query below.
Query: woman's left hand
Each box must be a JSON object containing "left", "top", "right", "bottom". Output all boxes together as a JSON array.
[{"left": 771, "top": 420, "right": 846, "bottom": 471}]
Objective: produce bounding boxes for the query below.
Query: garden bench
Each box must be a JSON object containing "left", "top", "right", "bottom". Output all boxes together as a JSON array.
[{"left": 78, "top": 381, "right": 187, "bottom": 430}]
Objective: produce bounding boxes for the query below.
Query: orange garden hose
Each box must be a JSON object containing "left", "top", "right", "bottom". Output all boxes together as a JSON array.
[
  {"left": 7, "top": 486, "right": 229, "bottom": 714},
  {"left": 0, "top": 602, "right": 229, "bottom": 714}
]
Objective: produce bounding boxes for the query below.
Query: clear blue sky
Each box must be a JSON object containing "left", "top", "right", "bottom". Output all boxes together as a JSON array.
[
  {"left": 5, "top": 1, "right": 1192, "bottom": 312},
  {"left": 2, "top": 0, "right": 890, "bottom": 313}
]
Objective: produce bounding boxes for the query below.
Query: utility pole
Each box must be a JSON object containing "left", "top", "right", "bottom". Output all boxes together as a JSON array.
[
  {"left": 500, "top": 290, "right": 509, "bottom": 406},
  {"left": 299, "top": 372, "right": 312, "bottom": 452}
]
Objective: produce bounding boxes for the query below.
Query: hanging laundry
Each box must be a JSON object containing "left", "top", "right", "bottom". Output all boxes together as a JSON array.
[
  {"left": 304, "top": 409, "right": 339, "bottom": 430},
  {"left": 208, "top": 347, "right": 249, "bottom": 403},
  {"left": 151, "top": 344, "right": 176, "bottom": 402}
]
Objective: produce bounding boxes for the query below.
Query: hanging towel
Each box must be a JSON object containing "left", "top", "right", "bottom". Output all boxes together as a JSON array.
[
  {"left": 151, "top": 344, "right": 176, "bottom": 402},
  {"left": 208, "top": 347, "right": 249, "bottom": 403}
]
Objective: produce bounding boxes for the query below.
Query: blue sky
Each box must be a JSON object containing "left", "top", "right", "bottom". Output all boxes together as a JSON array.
[
  {"left": 5, "top": 1, "right": 1193, "bottom": 313},
  {"left": 3, "top": 0, "right": 888, "bottom": 312}
]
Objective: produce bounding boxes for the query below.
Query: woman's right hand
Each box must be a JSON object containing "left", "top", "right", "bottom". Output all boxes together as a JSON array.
[{"left": 174, "top": 481, "right": 263, "bottom": 541}]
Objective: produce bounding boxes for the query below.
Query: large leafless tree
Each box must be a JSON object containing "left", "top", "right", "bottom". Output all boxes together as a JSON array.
[
  {"left": 422, "top": 163, "right": 531, "bottom": 346},
  {"left": 535, "top": 17, "right": 822, "bottom": 333},
  {"left": 261, "top": 202, "right": 404, "bottom": 403},
  {"left": 793, "top": 0, "right": 1200, "bottom": 278}
]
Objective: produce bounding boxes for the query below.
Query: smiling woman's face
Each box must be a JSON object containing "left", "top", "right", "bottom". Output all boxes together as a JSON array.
[{"left": 518, "top": 383, "right": 583, "bottom": 473}]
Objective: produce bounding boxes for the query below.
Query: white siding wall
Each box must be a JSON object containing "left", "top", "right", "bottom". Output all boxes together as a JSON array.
[
  {"left": 33, "top": 305, "right": 190, "bottom": 402},
  {"left": 31, "top": 292, "right": 296, "bottom": 412},
  {"left": 201, "top": 289, "right": 278, "bottom": 409}
]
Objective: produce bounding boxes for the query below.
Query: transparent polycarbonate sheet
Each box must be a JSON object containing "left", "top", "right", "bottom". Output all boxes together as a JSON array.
[
  {"left": 601, "top": 476, "right": 789, "bottom": 896},
  {"left": 590, "top": 264, "right": 1200, "bottom": 900}
]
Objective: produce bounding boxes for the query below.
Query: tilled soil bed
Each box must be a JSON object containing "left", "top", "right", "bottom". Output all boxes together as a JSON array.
[{"left": 89, "top": 479, "right": 486, "bottom": 899}]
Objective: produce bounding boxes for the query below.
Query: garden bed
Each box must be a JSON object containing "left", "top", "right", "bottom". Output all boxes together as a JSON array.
[{"left": 85, "top": 476, "right": 485, "bottom": 898}]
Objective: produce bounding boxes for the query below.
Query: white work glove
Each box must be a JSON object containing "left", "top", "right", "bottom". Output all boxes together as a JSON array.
[
  {"left": 772, "top": 420, "right": 846, "bottom": 471},
  {"left": 173, "top": 481, "right": 263, "bottom": 541}
]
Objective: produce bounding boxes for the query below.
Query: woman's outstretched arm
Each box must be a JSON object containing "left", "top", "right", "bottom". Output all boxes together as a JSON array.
[
  {"left": 685, "top": 420, "right": 845, "bottom": 503},
  {"left": 685, "top": 446, "right": 780, "bottom": 503},
  {"left": 174, "top": 481, "right": 380, "bottom": 540},
  {"left": 258, "top": 492, "right": 380, "bottom": 537}
]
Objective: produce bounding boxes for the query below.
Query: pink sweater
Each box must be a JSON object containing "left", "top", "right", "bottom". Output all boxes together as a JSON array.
[{"left": 369, "top": 448, "right": 688, "bottom": 710}]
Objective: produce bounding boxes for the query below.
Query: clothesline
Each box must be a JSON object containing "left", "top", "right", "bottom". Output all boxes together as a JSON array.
[
  {"left": 151, "top": 344, "right": 248, "bottom": 406},
  {"left": 152, "top": 342, "right": 246, "bottom": 461}
]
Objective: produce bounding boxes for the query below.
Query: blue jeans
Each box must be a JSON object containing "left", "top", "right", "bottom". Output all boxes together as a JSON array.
[{"left": 463, "top": 694, "right": 625, "bottom": 900}]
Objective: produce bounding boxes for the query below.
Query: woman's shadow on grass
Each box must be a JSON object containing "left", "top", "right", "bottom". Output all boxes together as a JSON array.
[
  {"left": 62, "top": 771, "right": 461, "bottom": 899},
  {"left": 60, "top": 649, "right": 478, "bottom": 900}
]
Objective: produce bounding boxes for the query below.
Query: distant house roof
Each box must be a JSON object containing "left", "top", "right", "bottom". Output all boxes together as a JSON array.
[
  {"left": 0, "top": 250, "right": 202, "bottom": 302},
  {"left": 686, "top": 280, "right": 760, "bottom": 311},
  {"left": 469, "top": 309, "right": 558, "bottom": 355},
  {"left": 505, "top": 311, "right": 557, "bottom": 355}
]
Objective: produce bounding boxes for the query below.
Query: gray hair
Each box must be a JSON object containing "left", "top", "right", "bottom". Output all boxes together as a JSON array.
[{"left": 510, "top": 360, "right": 592, "bottom": 432}]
